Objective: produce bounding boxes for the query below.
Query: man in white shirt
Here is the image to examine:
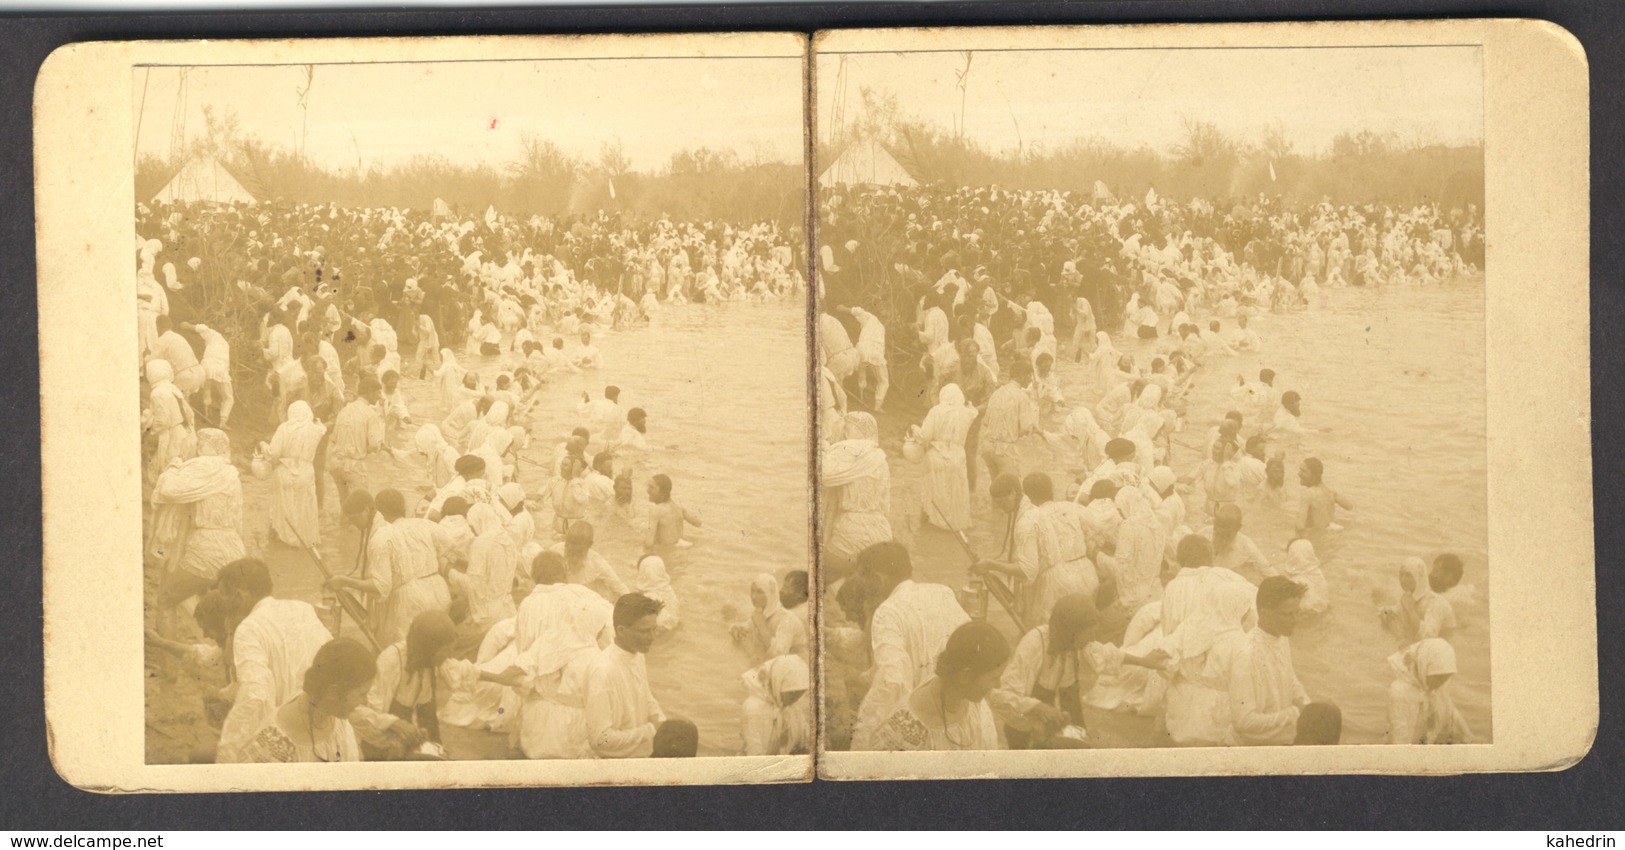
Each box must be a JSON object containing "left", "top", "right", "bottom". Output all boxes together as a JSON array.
[
  {"left": 578, "top": 385, "right": 623, "bottom": 450},
  {"left": 843, "top": 305, "right": 890, "bottom": 411},
  {"left": 215, "top": 558, "right": 335, "bottom": 763},
  {"left": 1228, "top": 576, "right": 1328, "bottom": 746},
  {"left": 582, "top": 593, "right": 666, "bottom": 758},
  {"left": 570, "top": 331, "right": 601, "bottom": 371},
  {"left": 186, "top": 322, "right": 234, "bottom": 427},
  {"left": 850, "top": 541, "right": 969, "bottom": 750}
]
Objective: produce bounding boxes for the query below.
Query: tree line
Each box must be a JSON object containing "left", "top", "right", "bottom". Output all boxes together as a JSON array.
[{"left": 137, "top": 107, "right": 805, "bottom": 226}]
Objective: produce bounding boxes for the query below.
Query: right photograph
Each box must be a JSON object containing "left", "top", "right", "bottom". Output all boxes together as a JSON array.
[{"left": 815, "top": 40, "right": 1487, "bottom": 753}]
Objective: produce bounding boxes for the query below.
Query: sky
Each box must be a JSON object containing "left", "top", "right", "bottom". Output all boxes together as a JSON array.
[
  {"left": 816, "top": 46, "right": 1483, "bottom": 156},
  {"left": 134, "top": 57, "right": 805, "bottom": 172}
]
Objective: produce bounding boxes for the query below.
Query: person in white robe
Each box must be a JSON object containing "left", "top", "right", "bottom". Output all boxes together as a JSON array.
[
  {"left": 188, "top": 323, "right": 235, "bottom": 427},
  {"left": 851, "top": 541, "right": 970, "bottom": 750},
  {"left": 975, "top": 474, "right": 1098, "bottom": 628},
  {"left": 820, "top": 412, "right": 892, "bottom": 575},
  {"left": 143, "top": 359, "right": 196, "bottom": 490},
  {"left": 631, "top": 554, "right": 680, "bottom": 632},
  {"left": 740, "top": 654, "right": 811, "bottom": 756},
  {"left": 1262, "top": 538, "right": 1329, "bottom": 615},
  {"left": 216, "top": 560, "right": 343, "bottom": 763},
  {"left": 907, "top": 384, "right": 977, "bottom": 533},
  {"left": 413, "top": 424, "right": 460, "bottom": 492},
  {"left": 871, "top": 621, "right": 1007, "bottom": 752},
  {"left": 435, "top": 348, "right": 471, "bottom": 409},
  {"left": 1159, "top": 535, "right": 1258, "bottom": 746},
  {"left": 1228, "top": 577, "right": 1313, "bottom": 746},
  {"left": 582, "top": 593, "right": 667, "bottom": 758},
  {"left": 576, "top": 388, "right": 623, "bottom": 451},
  {"left": 150, "top": 428, "right": 246, "bottom": 637},
  {"left": 1387, "top": 637, "right": 1474, "bottom": 744},
  {"left": 1113, "top": 486, "right": 1168, "bottom": 611},
  {"left": 513, "top": 552, "right": 614, "bottom": 759},
  {"left": 462, "top": 502, "right": 521, "bottom": 628},
  {"left": 330, "top": 490, "right": 454, "bottom": 648},
  {"left": 467, "top": 401, "right": 512, "bottom": 458},
  {"left": 845, "top": 305, "right": 890, "bottom": 411},
  {"left": 238, "top": 638, "right": 376, "bottom": 764},
  {"left": 992, "top": 593, "right": 1169, "bottom": 748},
  {"left": 730, "top": 573, "right": 806, "bottom": 662},
  {"left": 263, "top": 400, "right": 325, "bottom": 548},
  {"left": 354, "top": 610, "right": 517, "bottom": 754}
]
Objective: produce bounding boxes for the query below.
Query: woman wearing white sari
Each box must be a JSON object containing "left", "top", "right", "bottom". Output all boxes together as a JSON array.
[
  {"left": 740, "top": 654, "right": 811, "bottom": 756},
  {"left": 821, "top": 412, "right": 892, "bottom": 574},
  {"left": 143, "top": 359, "right": 196, "bottom": 490},
  {"left": 265, "top": 400, "right": 325, "bottom": 547},
  {"left": 910, "top": 384, "right": 978, "bottom": 533},
  {"left": 1387, "top": 637, "right": 1474, "bottom": 744}
]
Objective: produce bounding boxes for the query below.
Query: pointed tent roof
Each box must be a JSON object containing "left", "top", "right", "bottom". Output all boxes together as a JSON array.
[
  {"left": 152, "top": 156, "right": 258, "bottom": 205},
  {"left": 818, "top": 139, "right": 919, "bottom": 188}
]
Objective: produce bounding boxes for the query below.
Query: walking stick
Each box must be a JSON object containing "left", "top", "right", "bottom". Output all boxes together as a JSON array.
[
  {"left": 287, "top": 525, "right": 381, "bottom": 652},
  {"left": 948, "top": 528, "right": 1025, "bottom": 632}
]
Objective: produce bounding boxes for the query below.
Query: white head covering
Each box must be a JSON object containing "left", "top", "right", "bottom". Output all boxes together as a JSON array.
[{"left": 286, "top": 400, "right": 314, "bottom": 425}]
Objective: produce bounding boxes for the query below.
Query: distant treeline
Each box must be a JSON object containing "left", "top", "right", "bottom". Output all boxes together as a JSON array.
[
  {"left": 138, "top": 128, "right": 805, "bottom": 227},
  {"left": 826, "top": 96, "right": 1484, "bottom": 209}
]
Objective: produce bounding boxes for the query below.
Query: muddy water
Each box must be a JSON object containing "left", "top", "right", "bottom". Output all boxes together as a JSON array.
[
  {"left": 153, "top": 299, "right": 809, "bottom": 760},
  {"left": 871, "top": 279, "right": 1489, "bottom": 745}
]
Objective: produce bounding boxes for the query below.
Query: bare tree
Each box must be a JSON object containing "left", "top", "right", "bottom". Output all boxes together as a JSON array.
[
  {"left": 598, "top": 138, "right": 631, "bottom": 179},
  {"left": 1173, "top": 117, "right": 1237, "bottom": 168},
  {"left": 1260, "top": 121, "right": 1293, "bottom": 162}
]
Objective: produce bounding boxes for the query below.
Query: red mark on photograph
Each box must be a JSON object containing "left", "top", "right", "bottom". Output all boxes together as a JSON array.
[{"left": 489, "top": 118, "right": 499, "bottom": 130}]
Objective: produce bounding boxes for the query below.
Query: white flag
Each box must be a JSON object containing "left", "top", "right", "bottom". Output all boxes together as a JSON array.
[
  {"left": 1270, "top": 161, "right": 1278, "bottom": 182},
  {"left": 608, "top": 177, "right": 617, "bottom": 200}
]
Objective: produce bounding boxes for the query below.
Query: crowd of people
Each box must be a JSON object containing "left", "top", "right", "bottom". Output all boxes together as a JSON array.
[
  {"left": 818, "top": 182, "right": 1483, "bottom": 751},
  {"left": 139, "top": 198, "right": 811, "bottom": 762}
]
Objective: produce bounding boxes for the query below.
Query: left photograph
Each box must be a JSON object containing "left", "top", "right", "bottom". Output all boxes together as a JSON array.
[{"left": 129, "top": 46, "right": 811, "bottom": 769}]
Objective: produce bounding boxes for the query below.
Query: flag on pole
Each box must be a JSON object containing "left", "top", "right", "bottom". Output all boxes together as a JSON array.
[
  {"left": 1270, "top": 161, "right": 1278, "bottom": 182},
  {"left": 608, "top": 177, "right": 617, "bottom": 200}
]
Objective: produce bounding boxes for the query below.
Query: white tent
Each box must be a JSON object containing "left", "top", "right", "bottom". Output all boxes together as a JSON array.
[
  {"left": 152, "top": 156, "right": 257, "bottom": 205},
  {"left": 818, "top": 139, "right": 919, "bottom": 188}
]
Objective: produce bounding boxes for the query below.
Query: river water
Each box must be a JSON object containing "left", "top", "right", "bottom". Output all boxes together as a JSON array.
[
  {"left": 236, "top": 300, "right": 810, "bottom": 757},
  {"left": 872, "top": 279, "right": 1490, "bottom": 745}
]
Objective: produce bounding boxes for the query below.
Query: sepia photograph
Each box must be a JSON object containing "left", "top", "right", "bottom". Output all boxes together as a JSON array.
[
  {"left": 41, "top": 33, "right": 814, "bottom": 789},
  {"left": 815, "top": 27, "right": 1520, "bottom": 767}
]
